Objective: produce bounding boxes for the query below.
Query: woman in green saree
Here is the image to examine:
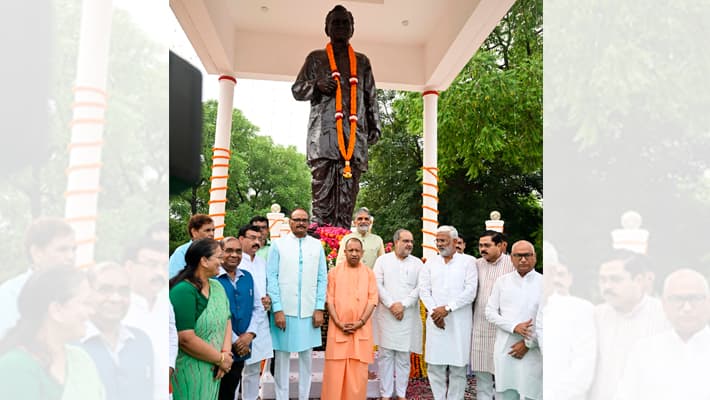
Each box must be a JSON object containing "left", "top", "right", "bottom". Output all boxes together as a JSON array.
[
  {"left": 0, "top": 266, "right": 105, "bottom": 400},
  {"left": 170, "top": 238, "right": 234, "bottom": 400}
]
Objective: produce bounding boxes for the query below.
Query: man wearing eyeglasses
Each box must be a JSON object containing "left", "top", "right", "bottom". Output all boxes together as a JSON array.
[
  {"left": 267, "top": 208, "right": 328, "bottom": 400},
  {"left": 613, "top": 268, "right": 710, "bottom": 399},
  {"left": 485, "top": 240, "right": 542, "bottom": 400},
  {"left": 82, "top": 261, "right": 154, "bottom": 400},
  {"left": 588, "top": 251, "right": 669, "bottom": 400},
  {"left": 471, "top": 230, "right": 515, "bottom": 400},
  {"left": 216, "top": 237, "right": 263, "bottom": 400},
  {"left": 237, "top": 225, "right": 274, "bottom": 400}
]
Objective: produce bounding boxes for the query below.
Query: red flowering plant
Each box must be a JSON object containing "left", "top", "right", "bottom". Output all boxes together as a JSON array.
[
  {"left": 384, "top": 241, "right": 393, "bottom": 253},
  {"left": 308, "top": 223, "right": 351, "bottom": 269}
]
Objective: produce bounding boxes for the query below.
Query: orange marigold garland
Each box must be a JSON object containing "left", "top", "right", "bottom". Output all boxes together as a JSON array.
[{"left": 325, "top": 43, "right": 358, "bottom": 179}]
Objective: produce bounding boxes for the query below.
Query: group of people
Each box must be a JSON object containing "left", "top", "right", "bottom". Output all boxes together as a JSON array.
[
  {"left": 541, "top": 249, "right": 710, "bottom": 399},
  {"left": 0, "top": 217, "right": 170, "bottom": 400},
  {"left": 3, "top": 212, "right": 706, "bottom": 400},
  {"left": 167, "top": 205, "right": 551, "bottom": 400}
]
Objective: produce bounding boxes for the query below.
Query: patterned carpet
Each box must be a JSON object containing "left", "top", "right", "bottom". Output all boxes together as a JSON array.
[{"left": 367, "top": 376, "right": 478, "bottom": 400}]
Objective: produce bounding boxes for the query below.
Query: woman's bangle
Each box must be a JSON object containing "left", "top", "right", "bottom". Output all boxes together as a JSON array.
[{"left": 216, "top": 352, "right": 225, "bottom": 365}]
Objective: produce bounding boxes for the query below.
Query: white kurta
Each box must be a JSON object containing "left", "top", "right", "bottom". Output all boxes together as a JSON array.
[
  {"left": 588, "top": 296, "right": 670, "bottom": 400},
  {"left": 613, "top": 327, "right": 710, "bottom": 400},
  {"left": 485, "top": 270, "right": 543, "bottom": 400},
  {"left": 541, "top": 293, "right": 596, "bottom": 400},
  {"left": 419, "top": 252, "right": 477, "bottom": 367},
  {"left": 373, "top": 252, "right": 423, "bottom": 353},
  {"left": 238, "top": 254, "right": 274, "bottom": 364},
  {"left": 471, "top": 254, "right": 515, "bottom": 373},
  {"left": 123, "top": 288, "right": 170, "bottom": 399}
]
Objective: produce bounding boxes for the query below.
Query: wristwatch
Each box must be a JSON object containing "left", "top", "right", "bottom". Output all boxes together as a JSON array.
[{"left": 444, "top": 305, "right": 452, "bottom": 313}]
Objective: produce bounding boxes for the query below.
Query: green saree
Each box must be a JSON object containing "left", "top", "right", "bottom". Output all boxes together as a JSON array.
[
  {"left": 171, "top": 279, "right": 230, "bottom": 400},
  {"left": 0, "top": 345, "right": 105, "bottom": 400}
]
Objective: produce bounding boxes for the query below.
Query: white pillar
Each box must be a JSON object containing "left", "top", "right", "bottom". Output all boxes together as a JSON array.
[
  {"left": 64, "top": 0, "right": 113, "bottom": 268},
  {"left": 208, "top": 75, "right": 236, "bottom": 240},
  {"left": 422, "top": 90, "right": 439, "bottom": 260}
]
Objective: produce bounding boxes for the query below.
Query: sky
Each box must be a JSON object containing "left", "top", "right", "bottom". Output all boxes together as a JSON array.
[{"left": 115, "top": 0, "right": 310, "bottom": 154}]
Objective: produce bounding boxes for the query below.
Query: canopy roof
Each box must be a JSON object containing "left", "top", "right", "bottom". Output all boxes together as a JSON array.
[{"left": 170, "top": 0, "right": 515, "bottom": 91}]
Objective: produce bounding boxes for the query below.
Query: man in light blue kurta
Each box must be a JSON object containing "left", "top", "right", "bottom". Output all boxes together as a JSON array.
[
  {"left": 168, "top": 214, "right": 215, "bottom": 278},
  {"left": 267, "top": 208, "right": 328, "bottom": 400}
]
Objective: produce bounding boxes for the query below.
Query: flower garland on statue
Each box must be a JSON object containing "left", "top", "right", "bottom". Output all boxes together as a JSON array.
[{"left": 325, "top": 42, "right": 358, "bottom": 179}]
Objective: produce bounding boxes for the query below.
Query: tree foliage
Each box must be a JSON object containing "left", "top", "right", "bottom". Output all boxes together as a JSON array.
[
  {"left": 1, "top": 3, "right": 168, "bottom": 280},
  {"left": 544, "top": 0, "right": 710, "bottom": 280},
  {"left": 169, "top": 101, "right": 311, "bottom": 252},
  {"left": 360, "top": 0, "right": 542, "bottom": 257}
]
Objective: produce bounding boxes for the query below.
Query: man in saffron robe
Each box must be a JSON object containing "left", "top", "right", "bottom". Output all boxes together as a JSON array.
[
  {"left": 292, "top": 4, "right": 381, "bottom": 229},
  {"left": 322, "top": 237, "right": 378, "bottom": 400}
]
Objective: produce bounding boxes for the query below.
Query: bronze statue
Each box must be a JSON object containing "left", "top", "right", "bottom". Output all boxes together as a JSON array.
[{"left": 292, "top": 4, "right": 381, "bottom": 229}]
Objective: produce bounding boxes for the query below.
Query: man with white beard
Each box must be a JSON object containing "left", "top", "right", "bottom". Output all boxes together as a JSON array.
[
  {"left": 419, "top": 225, "right": 477, "bottom": 400},
  {"left": 486, "top": 240, "right": 542, "bottom": 400},
  {"left": 613, "top": 268, "right": 710, "bottom": 399},
  {"left": 336, "top": 207, "right": 384, "bottom": 269},
  {"left": 538, "top": 262, "right": 596, "bottom": 400},
  {"left": 373, "top": 229, "right": 423, "bottom": 400}
]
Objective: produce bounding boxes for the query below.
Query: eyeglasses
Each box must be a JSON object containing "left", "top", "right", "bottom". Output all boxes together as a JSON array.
[
  {"left": 666, "top": 294, "right": 707, "bottom": 308},
  {"left": 291, "top": 218, "right": 309, "bottom": 224},
  {"left": 224, "top": 248, "right": 243, "bottom": 254},
  {"left": 512, "top": 253, "right": 534, "bottom": 260}
]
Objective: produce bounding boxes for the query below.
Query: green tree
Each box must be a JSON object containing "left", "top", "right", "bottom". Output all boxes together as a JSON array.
[
  {"left": 360, "top": 0, "right": 542, "bottom": 256},
  {"left": 169, "top": 101, "right": 311, "bottom": 252},
  {"left": 1, "top": 2, "right": 168, "bottom": 280},
  {"left": 544, "top": 0, "right": 710, "bottom": 283}
]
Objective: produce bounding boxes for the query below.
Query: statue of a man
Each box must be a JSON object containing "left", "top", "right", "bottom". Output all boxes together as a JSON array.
[{"left": 292, "top": 4, "right": 381, "bottom": 229}]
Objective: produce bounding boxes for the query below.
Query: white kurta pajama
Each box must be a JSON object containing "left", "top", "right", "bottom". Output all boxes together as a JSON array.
[
  {"left": 373, "top": 252, "right": 424, "bottom": 398},
  {"left": 588, "top": 296, "right": 670, "bottom": 400},
  {"left": 613, "top": 327, "right": 710, "bottom": 400},
  {"left": 238, "top": 254, "right": 275, "bottom": 400},
  {"left": 419, "top": 252, "right": 477, "bottom": 400},
  {"left": 540, "top": 293, "right": 596, "bottom": 400},
  {"left": 485, "top": 270, "right": 543, "bottom": 400}
]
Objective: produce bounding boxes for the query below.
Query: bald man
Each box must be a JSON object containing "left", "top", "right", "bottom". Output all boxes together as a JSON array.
[
  {"left": 613, "top": 269, "right": 710, "bottom": 399},
  {"left": 485, "top": 241, "right": 543, "bottom": 400}
]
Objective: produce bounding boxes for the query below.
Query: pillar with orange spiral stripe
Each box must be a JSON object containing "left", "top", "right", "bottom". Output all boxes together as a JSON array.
[
  {"left": 64, "top": 0, "right": 113, "bottom": 268},
  {"left": 421, "top": 90, "right": 439, "bottom": 260},
  {"left": 208, "top": 75, "right": 237, "bottom": 240}
]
